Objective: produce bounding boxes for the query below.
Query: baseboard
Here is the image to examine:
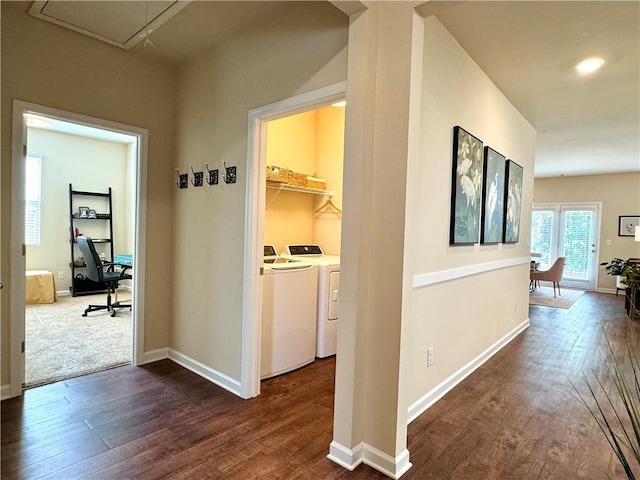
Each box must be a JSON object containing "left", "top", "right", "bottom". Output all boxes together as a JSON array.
[
  {"left": 1, "top": 384, "right": 12, "bottom": 401},
  {"left": 596, "top": 287, "right": 617, "bottom": 295},
  {"left": 56, "top": 290, "right": 71, "bottom": 297},
  {"left": 328, "top": 441, "right": 363, "bottom": 471},
  {"left": 168, "top": 348, "right": 242, "bottom": 397},
  {"left": 142, "top": 347, "right": 169, "bottom": 364},
  {"left": 407, "top": 318, "right": 530, "bottom": 424},
  {"left": 328, "top": 441, "right": 412, "bottom": 479}
]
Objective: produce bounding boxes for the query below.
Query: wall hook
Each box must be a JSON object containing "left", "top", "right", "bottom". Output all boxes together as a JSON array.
[
  {"left": 205, "top": 163, "right": 218, "bottom": 185},
  {"left": 223, "top": 162, "right": 237, "bottom": 184},
  {"left": 176, "top": 169, "right": 188, "bottom": 189},
  {"left": 191, "top": 166, "right": 203, "bottom": 187}
]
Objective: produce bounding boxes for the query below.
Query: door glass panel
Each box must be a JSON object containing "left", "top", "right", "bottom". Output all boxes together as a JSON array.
[
  {"left": 531, "top": 210, "right": 554, "bottom": 269},
  {"left": 561, "top": 210, "right": 594, "bottom": 281}
]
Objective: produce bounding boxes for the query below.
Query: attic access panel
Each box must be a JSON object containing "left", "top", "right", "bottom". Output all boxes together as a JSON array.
[{"left": 28, "top": 1, "right": 191, "bottom": 50}]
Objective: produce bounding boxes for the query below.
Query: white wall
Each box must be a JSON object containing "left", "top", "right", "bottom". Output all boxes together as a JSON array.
[
  {"left": 26, "top": 128, "right": 132, "bottom": 292},
  {"left": 399, "top": 17, "right": 536, "bottom": 416},
  {"left": 173, "top": 3, "right": 348, "bottom": 380}
]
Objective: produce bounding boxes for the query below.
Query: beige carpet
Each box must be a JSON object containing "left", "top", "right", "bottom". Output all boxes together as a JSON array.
[
  {"left": 25, "top": 292, "right": 132, "bottom": 387},
  {"left": 529, "top": 286, "right": 585, "bottom": 309}
]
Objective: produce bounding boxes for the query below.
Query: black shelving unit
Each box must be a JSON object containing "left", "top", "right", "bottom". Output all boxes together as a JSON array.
[{"left": 68, "top": 183, "right": 114, "bottom": 296}]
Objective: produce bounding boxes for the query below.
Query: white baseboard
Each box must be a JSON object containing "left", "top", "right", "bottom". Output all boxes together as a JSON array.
[
  {"left": 1, "top": 384, "right": 12, "bottom": 401},
  {"left": 596, "top": 287, "right": 617, "bottom": 295},
  {"left": 407, "top": 319, "right": 530, "bottom": 424},
  {"left": 168, "top": 348, "right": 242, "bottom": 397},
  {"left": 56, "top": 290, "right": 71, "bottom": 297},
  {"left": 328, "top": 441, "right": 412, "bottom": 479},
  {"left": 142, "top": 347, "right": 169, "bottom": 364}
]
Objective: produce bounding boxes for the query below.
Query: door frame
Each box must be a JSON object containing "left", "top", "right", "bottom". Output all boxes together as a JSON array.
[
  {"left": 532, "top": 201, "right": 602, "bottom": 290},
  {"left": 9, "top": 100, "right": 148, "bottom": 398},
  {"left": 241, "top": 82, "right": 346, "bottom": 398}
]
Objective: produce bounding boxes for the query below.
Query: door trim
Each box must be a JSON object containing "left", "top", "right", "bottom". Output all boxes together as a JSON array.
[
  {"left": 9, "top": 100, "right": 148, "bottom": 397},
  {"left": 241, "top": 82, "right": 346, "bottom": 399}
]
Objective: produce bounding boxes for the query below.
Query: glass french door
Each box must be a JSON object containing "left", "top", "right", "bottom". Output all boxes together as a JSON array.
[{"left": 531, "top": 203, "right": 600, "bottom": 290}]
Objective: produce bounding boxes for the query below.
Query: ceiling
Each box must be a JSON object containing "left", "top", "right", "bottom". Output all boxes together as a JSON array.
[{"left": 27, "top": 1, "right": 639, "bottom": 178}]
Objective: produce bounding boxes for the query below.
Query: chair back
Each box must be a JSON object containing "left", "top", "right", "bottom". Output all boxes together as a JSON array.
[
  {"left": 77, "top": 236, "right": 103, "bottom": 282},
  {"left": 548, "top": 256, "right": 566, "bottom": 281}
]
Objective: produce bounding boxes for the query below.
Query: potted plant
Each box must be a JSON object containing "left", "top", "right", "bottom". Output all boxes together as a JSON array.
[{"left": 601, "top": 258, "right": 640, "bottom": 314}]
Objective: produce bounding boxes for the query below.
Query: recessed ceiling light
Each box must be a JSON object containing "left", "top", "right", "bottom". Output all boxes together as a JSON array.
[
  {"left": 331, "top": 100, "right": 346, "bottom": 108},
  {"left": 576, "top": 57, "right": 605, "bottom": 74}
]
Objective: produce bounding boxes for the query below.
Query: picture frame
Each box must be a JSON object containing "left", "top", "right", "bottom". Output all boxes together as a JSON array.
[
  {"left": 450, "top": 126, "right": 484, "bottom": 245},
  {"left": 480, "top": 147, "right": 506, "bottom": 244},
  {"left": 619, "top": 215, "right": 640, "bottom": 237},
  {"left": 78, "top": 206, "right": 89, "bottom": 218},
  {"left": 87, "top": 209, "right": 97, "bottom": 219},
  {"left": 503, "top": 160, "right": 524, "bottom": 244}
]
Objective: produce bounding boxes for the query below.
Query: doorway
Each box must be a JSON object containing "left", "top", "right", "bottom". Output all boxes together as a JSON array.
[
  {"left": 531, "top": 202, "right": 602, "bottom": 290},
  {"left": 9, "top": 100, "right": 149, "bottom": 398},
  {"left": 242, "top": 82, "right": 346, "bottom": 398}
]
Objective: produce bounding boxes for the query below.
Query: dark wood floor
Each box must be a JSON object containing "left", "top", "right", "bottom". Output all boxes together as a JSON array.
[{"left": 2, "top": 292, "right": 637, "bottom": 479}]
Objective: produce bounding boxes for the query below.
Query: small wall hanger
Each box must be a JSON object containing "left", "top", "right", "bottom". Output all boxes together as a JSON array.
[
  {"left": 176, "top": 169, "right": 188, "bottom": 189},
  {"left": 191, "top": 166, "right": 203, "bottom": 187},
  {"left": 205, "top": 163, "right": 219, "bottom": 185},
  {"left": 223, "top": 162, "right": 237, "bottom": 184}
]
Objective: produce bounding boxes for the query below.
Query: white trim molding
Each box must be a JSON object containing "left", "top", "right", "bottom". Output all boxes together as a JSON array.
[
  {"left": 328, "top": 441, "right": 412, "bottom": 479},
  {"left": 407, "top": 319, "right": 530, "bottom": 423},
  {"left": 168, "top": 349, "right": 242, "bottom": 397},
  {"left": 142, "top": 347, "right": 169, "bottom": 364},
  {"left": 1, "top": 384, "right": 11, "bottom": 401},
  {"left": 413, "top": 256, "right": 530, "bottom": 289}
]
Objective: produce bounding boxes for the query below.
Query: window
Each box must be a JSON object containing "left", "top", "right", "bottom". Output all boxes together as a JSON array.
[{"left": 25, "top": 153, "right": 42, "bottom": 246}]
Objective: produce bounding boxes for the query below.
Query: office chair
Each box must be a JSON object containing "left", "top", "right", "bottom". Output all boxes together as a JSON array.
[{"left": 77, "top": 236, "right": 132, "bottom": 317}]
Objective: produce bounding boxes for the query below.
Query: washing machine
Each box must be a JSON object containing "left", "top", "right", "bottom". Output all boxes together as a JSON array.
[
  {"left": 261, "top": 245, "right": 318, "bottom": 379},
  {"left": 282, "top": 245, "right": 340, "bottom": 358}
]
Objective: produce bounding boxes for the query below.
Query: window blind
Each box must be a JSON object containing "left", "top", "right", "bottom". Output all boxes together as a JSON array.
[{"left": 25, "top": 153, "right": 43, "bottom": 246}]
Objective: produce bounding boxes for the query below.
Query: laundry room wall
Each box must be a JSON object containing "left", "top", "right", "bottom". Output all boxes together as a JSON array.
[
  {"left": 264, "top": 106, "right": 345, "bottom": 255},
  {"left": 265, "top": 110, "right": 317, "bottom": 253},
  {"left": 26, "top": 128, "right": 131, "bottom": 293},
  {"left": 313, "top": 105, "right": 344, "bottom": 256}
]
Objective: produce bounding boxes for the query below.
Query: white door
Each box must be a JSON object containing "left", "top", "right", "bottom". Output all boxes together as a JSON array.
[{"left": 531, "top": 203, "right": 600, "bottom": 290}]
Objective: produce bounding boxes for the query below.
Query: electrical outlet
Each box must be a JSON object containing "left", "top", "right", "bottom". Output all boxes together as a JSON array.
[
  {"left": 427, "top": 347, "right": 434, "bottom": 367},
  {"left": 58, "top": 271, "right": 64, "bottom": 279},
  {"left": 514, "top": 301, "right": 518, "bottom": 313}
]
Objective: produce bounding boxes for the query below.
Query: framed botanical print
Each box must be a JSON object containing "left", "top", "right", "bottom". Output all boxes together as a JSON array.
[
  {"left": 450, "top": 126, "right": 484, "bottom": 245},
  {"left": 503, "top": 160, "right": 523, "bottom": 244},
  {"left": 480, "top": 147, "right": 506, "bottom": 244}
]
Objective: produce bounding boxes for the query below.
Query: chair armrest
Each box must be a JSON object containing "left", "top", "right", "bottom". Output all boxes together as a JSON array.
[{"left": 100, "top": 262, "right": 131, "bottom": 279}]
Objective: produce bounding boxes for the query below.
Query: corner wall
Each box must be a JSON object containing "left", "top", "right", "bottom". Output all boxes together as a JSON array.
[{"left": 400, "top": 17, "right": 536, "bottom": 420}]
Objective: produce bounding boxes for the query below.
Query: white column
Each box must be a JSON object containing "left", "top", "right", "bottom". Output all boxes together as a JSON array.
[{"left": 330, "top": 3, "right": 424, "bottom": 478}]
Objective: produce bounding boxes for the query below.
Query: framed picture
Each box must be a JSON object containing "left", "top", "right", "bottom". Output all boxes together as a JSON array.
[
  {"left": 450, "top": 126, "right": 484, "bottom": 245},
  {"left": 480, "top": 147, "right": 506, "bottom": 244},
  {"left": 503, "top": 160, "right": 523, "bottom": 243},
  {"left": 619, "top": 216, "right": 640, "bottom": 237},
  {"left": 78, "top": 206, "right": 89, "bottom": 218}
]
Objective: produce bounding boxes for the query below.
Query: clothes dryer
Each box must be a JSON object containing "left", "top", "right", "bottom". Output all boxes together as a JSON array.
[
  {"left": 282, "top": 245, "right": 340, "bottom": 358},
  {"left": 261, "top": 246, "right": 318, "bottom": 379}
]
